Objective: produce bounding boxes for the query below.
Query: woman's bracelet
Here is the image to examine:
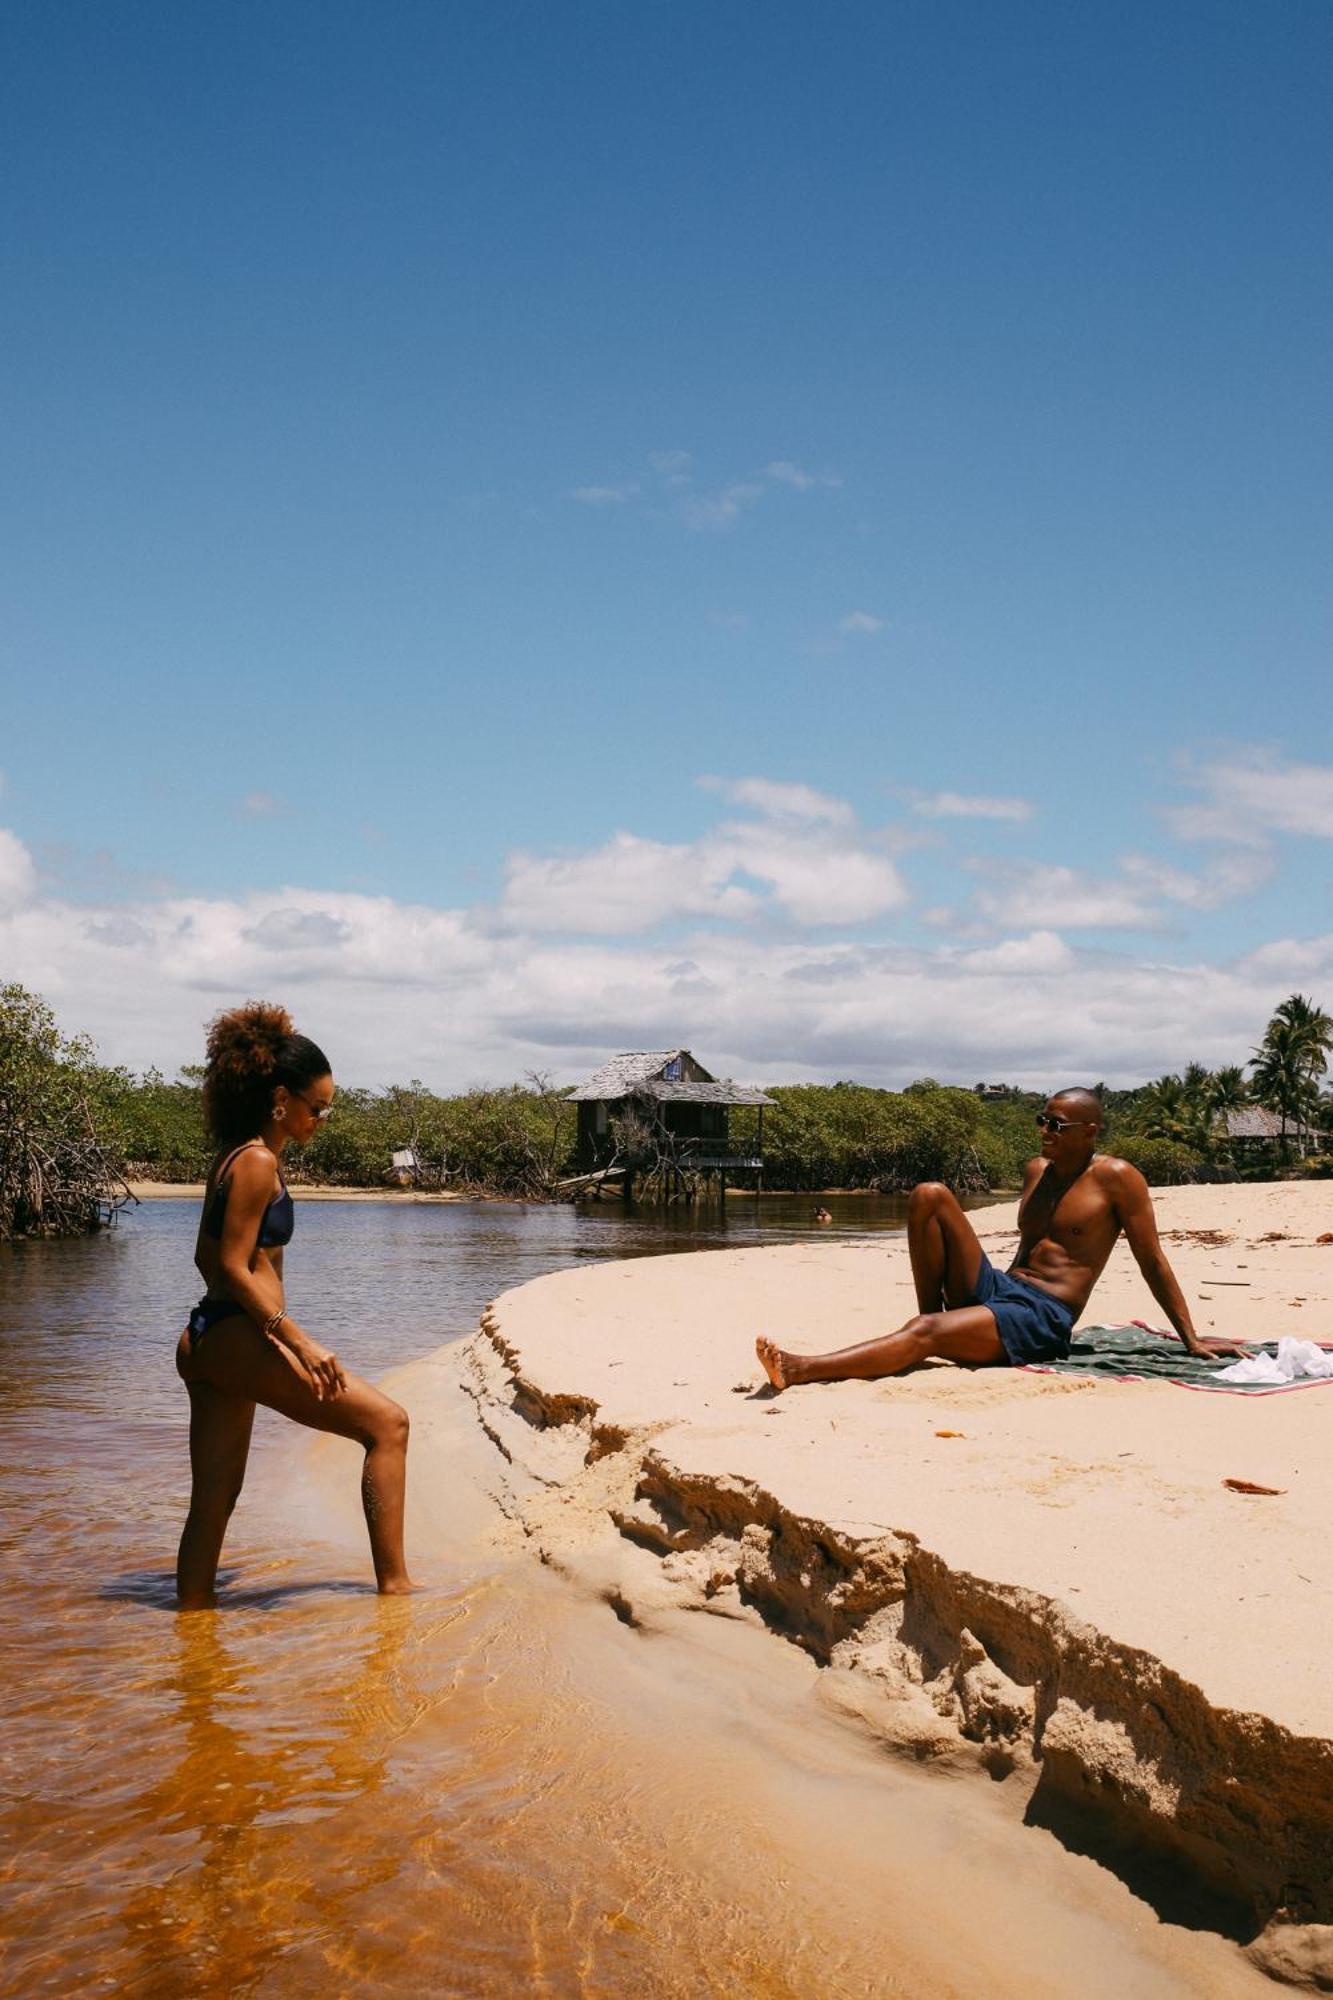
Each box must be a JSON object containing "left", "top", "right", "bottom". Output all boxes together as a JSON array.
[{"left": 262, "top": 1308, "right": 288, "bottom": 1339}]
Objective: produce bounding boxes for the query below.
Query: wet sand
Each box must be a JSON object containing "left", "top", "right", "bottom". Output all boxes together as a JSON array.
[{"left": 401, "top": 1180, "right": 1333, "bottom": 1987}]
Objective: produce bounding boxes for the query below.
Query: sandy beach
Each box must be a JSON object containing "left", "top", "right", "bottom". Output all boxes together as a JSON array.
[{"left": 399, "top": 1179, "right": 1333, "bottom": 1985}]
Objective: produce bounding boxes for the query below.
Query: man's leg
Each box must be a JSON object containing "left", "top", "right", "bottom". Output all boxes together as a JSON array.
[
  {"left": 907, "top": 1181, "right": 986, "bottom": 1313},
  {"left": 757, "top": 1304, "right": 1005, "bottom": 1391}
]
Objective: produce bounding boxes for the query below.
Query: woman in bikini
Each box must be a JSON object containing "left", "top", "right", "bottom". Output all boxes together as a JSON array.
[{"left": 175, "top": 1001, "right": 412, "bottom": 1609}]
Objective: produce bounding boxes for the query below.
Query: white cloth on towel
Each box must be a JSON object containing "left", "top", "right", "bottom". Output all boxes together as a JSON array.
[{"left": 1216, "top": 1337, "right": 1333, "bottom": 1386}]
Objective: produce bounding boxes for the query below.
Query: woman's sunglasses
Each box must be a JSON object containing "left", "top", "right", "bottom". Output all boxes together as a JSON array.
[{"left": 295, "top": 1092, "right": 335, "bottom": 1122}]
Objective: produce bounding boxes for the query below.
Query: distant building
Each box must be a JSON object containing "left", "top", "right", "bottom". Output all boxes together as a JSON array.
[
  {"left": 567, "top": 1049, "right": 775, "bottom": 1187},
  {"left": 1217, "top": 1106, "right": 1326, "bottom": 1157},
  {"left": 974, "top": 1082, "right": 1017, "bottom": 1100}
]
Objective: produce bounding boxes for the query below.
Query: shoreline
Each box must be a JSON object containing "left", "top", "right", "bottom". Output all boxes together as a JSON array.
[
  {"left": 126, "top": 1180, "right": 472, "bottom": 1203},
  {"left": 408, "top": 1179, "right": 1333, "bottom": 1982},
  {"left": 124, "top": 1180, "right": 1011, "bottom": 1204}
]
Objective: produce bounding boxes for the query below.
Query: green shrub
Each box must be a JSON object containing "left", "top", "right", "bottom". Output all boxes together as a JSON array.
[
  {"left": 0, "top": 984, "right": 130, "bottom": 1235},
  {"left": 1114, "top": 1135, "right": 1206, "bottom": 1186}
]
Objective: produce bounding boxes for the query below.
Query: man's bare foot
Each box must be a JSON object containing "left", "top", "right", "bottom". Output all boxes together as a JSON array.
[{"left": 756, "top": 1336, "right": 796, "bottom": 1391}]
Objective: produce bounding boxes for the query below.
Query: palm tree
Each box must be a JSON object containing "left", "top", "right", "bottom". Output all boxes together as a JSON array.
[
  {"left": 1208, "top": 1065, "right": 1249, "bottom": 1113},
  {"left": 1201, "top": 1064, "right": 1249, "bottom": 1166},
  {"left": 1251, "top": 995, "right": 1332, "bottom": 1160},
  {"left": 1274, "top": 994, "right": 1333, "bottom": 1081},
  {"left": 1140, "top": 1072, "right": 1215, "bottom": 1160},
  {"left": 1141, "top": 1064, "right": 1250, "bottom": 1168}
]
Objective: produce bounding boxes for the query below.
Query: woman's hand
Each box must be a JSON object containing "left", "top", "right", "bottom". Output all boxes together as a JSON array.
[{"left": 269, "top": 1316, "right": 348, "bottom": 1400}]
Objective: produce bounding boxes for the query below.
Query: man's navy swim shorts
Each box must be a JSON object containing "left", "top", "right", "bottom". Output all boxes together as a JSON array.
[{"left": 968, "top": 1254, "right": 1075, "bottom": 1365}]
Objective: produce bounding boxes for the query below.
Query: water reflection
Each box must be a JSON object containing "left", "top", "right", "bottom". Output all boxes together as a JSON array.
[
  {"left": 117, "top": 1599, "right": 432, "bottom": 1994},
  {"left": 5, "top": 1191, "right": 1021, "bottom": 1999}
]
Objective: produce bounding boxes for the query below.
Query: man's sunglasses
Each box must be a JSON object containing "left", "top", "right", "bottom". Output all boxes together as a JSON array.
[{"left": 1035, "top": 1113, "right": 1091, "bottom": 1134}]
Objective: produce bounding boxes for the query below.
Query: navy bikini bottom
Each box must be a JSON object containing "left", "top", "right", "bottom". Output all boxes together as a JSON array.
[{"left": 186, "top": 1295, "right": 245, "bottom": 1346}]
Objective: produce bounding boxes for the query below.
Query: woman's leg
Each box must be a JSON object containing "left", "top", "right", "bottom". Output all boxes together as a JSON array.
[
  {"left": 187, "top": 1319, "right": 412, "bottom": 1594},
  {"left": 176, "top": 1335, "right": 257, "bottom": 1609}
]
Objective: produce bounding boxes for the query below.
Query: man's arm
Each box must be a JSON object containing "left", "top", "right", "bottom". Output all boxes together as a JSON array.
[
  {"left": 1112, "top": 1162, "right": 1246, "bottom": 1359},
  {"left": 1007, "top": 1156, "right": 1046, "bottom": 1266}
]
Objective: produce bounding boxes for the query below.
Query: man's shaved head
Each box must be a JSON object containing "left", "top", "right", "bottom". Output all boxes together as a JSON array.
[{"left": 1048, "top": 1087, "right": 1102, "bottom": 1126}]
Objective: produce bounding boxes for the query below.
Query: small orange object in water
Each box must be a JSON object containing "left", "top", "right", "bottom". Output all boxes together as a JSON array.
[{"left": 1223, "top": 1477, "right": 1286, "bottom": 1496}]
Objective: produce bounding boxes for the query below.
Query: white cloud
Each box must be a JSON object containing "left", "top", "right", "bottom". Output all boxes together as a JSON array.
[
  {"left": 501, "top": 779, "right": 903, "bottom": 932},
  {"left": 0, "top": 827, "right": 37, "bottom": 913},
  {"left": 763, "top": 461, "right": 842, "bottom": 491},
  {"left": 838, "top": 610, "right": 883, "bottom": 636},
  {"left": 685, "top": 459, "right": 842, "bottom": 528},
  {"left": 493, "top": 928, "right": 1333, "bottom": 1090},
  {"left": 912, "top": 791, "right": 1034, "bottom": 823},
  {"left": 1119, "top": 850, "right": 1272, "bottom": 911},
  {"left": 698, "top": 775, "right": 854, "bottom": 825},
  {"left": 1166, "top": 750, "right": 1333, "bottom": 846},
  {"left": 0, "top": 847, "right": 1324, "bottom": 1092},
  {"left": 501, "top": 833, "right": 760, "bottom": 934},
  {"left": 648, "top": 449, "right": 693, "bottom": 485},
  {"left": 956, "top": 931, "right": 1075, "bottom": 974},
  {"left": 963, "top": 849, "right": 1271, "bottom": 933},
  {"left": 83, "top": 914, "right": 153, "bottom": 949},
  {"left": 570, "top": 483, "right": 639, "bottom": 506},
  {"left": 4, "top": 749, "right": 1325, "bottom": 1092},
  {"left": 724, "top": 822, "right": 907, "bottom": 927},
  {"left": 970, "top": 862, "right": 1159, "bottom": 932},
  {"left": 242, "top": 908, "right": 352, "bottom": 951},
  {"left": 681, "top": 481, "right": 765, "bottom": 532},
  {"left": 569, "top": 453, "right": 841, "bottom": 531}
]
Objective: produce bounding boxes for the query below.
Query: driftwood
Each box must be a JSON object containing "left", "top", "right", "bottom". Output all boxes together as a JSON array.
[{"left": 0, "top": 1089, "right": 135, "bottom": 1239}]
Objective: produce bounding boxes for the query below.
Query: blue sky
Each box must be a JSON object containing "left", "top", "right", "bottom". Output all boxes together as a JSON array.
[{"left": 2, "top": 1, "right": 1331, "bottom": 1087}]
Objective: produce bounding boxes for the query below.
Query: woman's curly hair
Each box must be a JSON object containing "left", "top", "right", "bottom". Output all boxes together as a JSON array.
[{"left": 202, "top": 1001, "right": 331, "bottom": 1146}]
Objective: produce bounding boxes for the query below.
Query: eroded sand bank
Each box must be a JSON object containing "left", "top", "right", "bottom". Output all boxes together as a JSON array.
[{"left": 413, "top": 1180, "right": 1333, "bottom": 1986}]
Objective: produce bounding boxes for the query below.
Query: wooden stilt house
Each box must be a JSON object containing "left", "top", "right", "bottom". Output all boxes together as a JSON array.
[{"left": 568, "top": 1050, "right": 774, "bottom": 1193}]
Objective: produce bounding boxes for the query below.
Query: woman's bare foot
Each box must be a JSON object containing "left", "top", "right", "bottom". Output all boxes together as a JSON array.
[{"left": 756, "top": 1336, "right": 799, "bottom": 1391}]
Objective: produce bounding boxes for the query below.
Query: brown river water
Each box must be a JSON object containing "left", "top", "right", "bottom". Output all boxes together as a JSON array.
[{"left": 0, "top": 1195, "right": 1268, "bottom": 1998}]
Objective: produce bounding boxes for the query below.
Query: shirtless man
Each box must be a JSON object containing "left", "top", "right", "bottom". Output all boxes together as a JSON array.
[{"left": 756, "top": 1088, "right": 1245, "bottom": 1390}]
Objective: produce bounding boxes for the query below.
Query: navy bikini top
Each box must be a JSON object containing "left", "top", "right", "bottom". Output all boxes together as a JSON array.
[{"left": 202, "top": 1143, "right": 295, "bottom": 1250}]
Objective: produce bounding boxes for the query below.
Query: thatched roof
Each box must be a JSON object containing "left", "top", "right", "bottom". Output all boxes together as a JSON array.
[
  {"left": 568, "top": 1050, "right": 775, "bottom": 1109},
  {"left": 1221, "top": 1106, "right": 1323, "bottom": 1141},
  {"left": 568, "top": 1051, "right": 685, "bottom": 1100},
  {"left": 651, "top": 1081, "right": 776, "bottom": 1107}
]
